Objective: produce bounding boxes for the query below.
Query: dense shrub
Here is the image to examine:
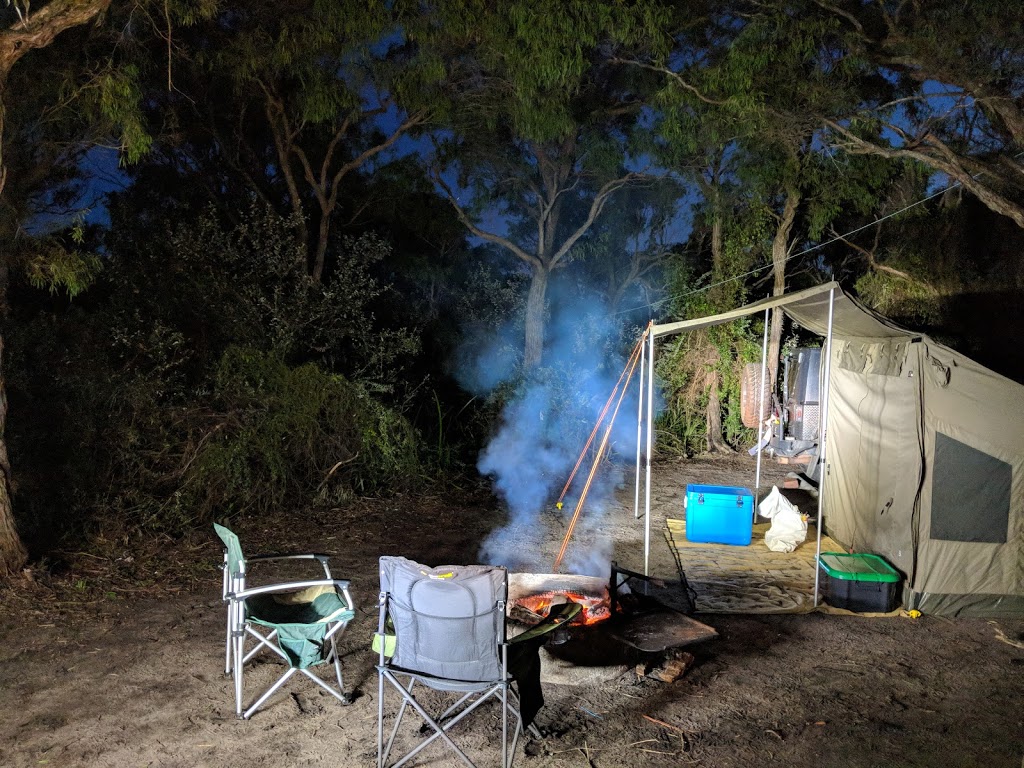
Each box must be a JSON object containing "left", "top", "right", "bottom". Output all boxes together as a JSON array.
[
  {"left": 653, "top": 268, "right": 761, "bottom": 456},
  {"left": 7, "top": 205, "right": 427, "bottom": 544}
]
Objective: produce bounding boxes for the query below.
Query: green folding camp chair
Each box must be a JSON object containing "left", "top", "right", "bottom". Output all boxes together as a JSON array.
[{"left": 215, "top": 523, "right": 356, "bottom": 719}]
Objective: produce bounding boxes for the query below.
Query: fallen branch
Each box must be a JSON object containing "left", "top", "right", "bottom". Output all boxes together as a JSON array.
[
  {"left": 643, "top": 714, "right": 681, "bottom": 730},
  {"left": 989, "top": 621, "right": 1024, "bottom": 649}
]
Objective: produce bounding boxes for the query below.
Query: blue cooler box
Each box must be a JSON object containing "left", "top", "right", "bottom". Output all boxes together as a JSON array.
[{"left": 685, "top": 484, "right": 754, "bottom": 545}]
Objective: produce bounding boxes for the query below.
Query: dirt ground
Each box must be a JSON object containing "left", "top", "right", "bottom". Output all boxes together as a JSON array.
[{"left": 1, "top": 455, "right": 1022, "bottom": 768}]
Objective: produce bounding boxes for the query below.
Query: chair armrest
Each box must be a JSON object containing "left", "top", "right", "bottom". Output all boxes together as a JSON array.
[
  {"left": 232, "top": 579, "right": 352, "bottom": 604},
  {"left": 247, "top": 553, "right": 332, "bottom": 577}
]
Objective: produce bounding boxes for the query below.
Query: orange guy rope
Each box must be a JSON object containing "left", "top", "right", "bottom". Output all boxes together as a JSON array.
[
  {"left": 553, "top": 342, "right": 645, "bottom": 573},
  {"left": 554, "top": 329, "right": 649, "bottom": 510}
]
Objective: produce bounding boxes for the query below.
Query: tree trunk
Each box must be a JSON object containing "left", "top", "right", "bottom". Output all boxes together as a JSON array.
[
  {"left": 0, "top": 0, "right": 114, "bottom": 580},
  {"left": 704, "top": 183, "right": 731, "bottom": 453},
  {"left": 0, "top": 86, "right": 24, "bottom": 574},
  {"left": 312, "top": 212, "right": 330, "bottom": 283},
  {"left": 0, "top": 335, "right": 27, "bottom": 577},
  {"left": 523, "top": 266, "right": 549, "bottom": 370},
  {"left": 767, "top": 188, "right": 801, "bottom": 386},
  {"left": 705, "top": 370, "right": 731, "bottom": 454}
]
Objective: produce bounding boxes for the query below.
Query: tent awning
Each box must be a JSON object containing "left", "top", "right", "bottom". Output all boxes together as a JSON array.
[{"left": 651, "top": 281, "right": 910, "bottom": 341}]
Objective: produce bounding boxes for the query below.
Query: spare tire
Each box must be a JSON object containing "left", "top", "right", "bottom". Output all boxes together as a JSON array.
[{"left": 740, "top": 362, "right": 771, "bottom": 428}]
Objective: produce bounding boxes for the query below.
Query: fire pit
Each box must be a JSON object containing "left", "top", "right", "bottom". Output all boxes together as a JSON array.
[{"left": 507, "top": 563, "right": 717, "bottom": 666}]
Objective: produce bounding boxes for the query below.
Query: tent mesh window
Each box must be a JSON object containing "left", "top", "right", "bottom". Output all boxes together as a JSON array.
[{"left": 931, "top": 433, "right": 1011, "bottom": 543}]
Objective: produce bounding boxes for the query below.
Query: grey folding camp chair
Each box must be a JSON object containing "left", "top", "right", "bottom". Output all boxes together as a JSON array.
[
  {"left": 375, "top": 556, "right": 579, "bottom": 768},
  {"left": 215, "top": 523, "right": 356, "bottom": 719}
]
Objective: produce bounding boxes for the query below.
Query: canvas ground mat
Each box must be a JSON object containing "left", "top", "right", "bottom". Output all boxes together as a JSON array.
[{"left": 665, "top": 518, "right": 842, "bottom": 614}]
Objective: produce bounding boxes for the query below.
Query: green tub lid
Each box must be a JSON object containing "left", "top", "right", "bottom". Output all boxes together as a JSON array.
[{"left": 818, "top": 552, "right": 900, "bottom": 582}]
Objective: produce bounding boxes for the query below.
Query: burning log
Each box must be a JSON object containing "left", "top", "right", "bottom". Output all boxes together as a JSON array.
[
  {"left": 511, "top": 589, "right": 611, "bottom": 626},
  {"left": 507, "top": 572, "right": 614, "bottom": 627}
]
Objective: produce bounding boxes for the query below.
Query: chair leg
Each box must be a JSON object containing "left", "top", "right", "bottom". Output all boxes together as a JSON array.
[
  {"left": 436, "top": 691, "right": 477, "bottom": 724},
  {"left": 378, "top": 667, "right": 385, "bottom": 768},
  {"left": 501, "top": 682, "right": 508, "bottom": 768},
  {"left": 232, "top": 628, "right": 245, "bottom": 719},
  {"left": 328, "top": 628, "right": 349, "bottom": 703},
  {"left": 224, "top": 608, "right": 232, "bottom": 676},
  {"left": 244, "top": 627, "right": 285, "bottom": 664},
  {"left": 384, "top": 677, "right": 478, "bottom": 768},
  {"left": 381, "top": 677, "right": 414, "bottom": 767},
  {"left": 507, "top": 698, "right": 524, "bottom": 768},
  {"left": 244, "top": 667, "right": 298, "bottom": 720}
]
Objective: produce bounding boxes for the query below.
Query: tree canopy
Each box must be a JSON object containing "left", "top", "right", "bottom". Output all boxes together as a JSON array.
[{"left": 1, "top": 0, "right": 1022, "bottom": 578}]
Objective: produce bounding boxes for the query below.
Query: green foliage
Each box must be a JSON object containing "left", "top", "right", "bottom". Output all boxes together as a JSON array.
[
  {"left": 93, "top": 65, "right": 153, "bottom": 164},
  {"left": 654, "top": 258, "right": 762, "bottom": 456},
  {"left": 655, "top": 322, "right": 761, "bottom": 457},
  {"left": 29, "top": 341, "right": 426, "bottom": 536},
  {"left": 416, "top": 0, "right": 668, "bottom": 143},
  {"left": 24, "top": 244, "right": 102, "bottom": 298},
  {"left": 173, "top": 347, "right": 422, "bottom": 523},
  {"left": 854, "top": 270, "right": 942, "bottom": 327},
  {"left": 105, "top": 203, "right": 419, "bottom": 390},
  {"left": 7, "top": 199, "right": 428, "bottom": 541}
]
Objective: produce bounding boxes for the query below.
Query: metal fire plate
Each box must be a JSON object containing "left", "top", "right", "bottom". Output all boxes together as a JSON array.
[{"left": 606, "top": 611, "right": 717, "bottom": 653}]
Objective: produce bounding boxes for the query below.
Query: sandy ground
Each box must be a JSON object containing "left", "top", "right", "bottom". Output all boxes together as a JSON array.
[{"left": 1, "top": 455, "right": 1022, "bottom": 768}]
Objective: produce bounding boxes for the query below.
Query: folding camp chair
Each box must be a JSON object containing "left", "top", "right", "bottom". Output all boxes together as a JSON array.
[
  {"left": 375, "top": 556, "right": 579, "bottom": 768},
  {"left": 215, "top": 523, "right": 356, "bottom": 719}
]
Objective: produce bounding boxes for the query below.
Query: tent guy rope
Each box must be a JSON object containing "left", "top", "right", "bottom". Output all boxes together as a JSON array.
[{"left": 552, "top": 331, "right": 648, "bottom": 573}]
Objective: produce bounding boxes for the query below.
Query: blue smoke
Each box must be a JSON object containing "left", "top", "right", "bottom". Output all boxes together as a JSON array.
[{"left": 455, "top": 279, "right": 648, "bottom": 574}]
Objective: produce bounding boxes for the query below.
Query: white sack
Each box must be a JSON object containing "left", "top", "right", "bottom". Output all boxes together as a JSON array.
[{"left": 759, "top": 486, "right": 808, "bottom": 553}]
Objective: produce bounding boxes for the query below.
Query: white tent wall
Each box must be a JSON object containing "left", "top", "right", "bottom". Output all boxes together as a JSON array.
[{"left": 644, "top": 281, "right": 1024, "bottom": 617}]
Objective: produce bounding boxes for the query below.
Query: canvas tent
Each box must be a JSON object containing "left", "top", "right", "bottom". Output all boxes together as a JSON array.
[{"left": 637, "top": 281, "right": 1024, "bottom": 617}]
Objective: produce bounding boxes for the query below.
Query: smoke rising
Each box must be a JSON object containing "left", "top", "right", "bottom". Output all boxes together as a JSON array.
[{"left": 455, "top": 280, "right": 645, "bottom": 575}]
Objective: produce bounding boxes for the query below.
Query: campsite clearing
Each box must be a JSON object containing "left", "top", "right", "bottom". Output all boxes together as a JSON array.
[{"left": 1, "top": 455, "right": 1021, "bottom": 768}]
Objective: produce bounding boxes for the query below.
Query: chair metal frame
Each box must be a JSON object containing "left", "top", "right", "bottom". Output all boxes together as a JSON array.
[
  {"left": 220, "top": 549, "right": 334, "bottom": 675},
  {"left": 218, "top": 527, "right": 355, "bottom": 719},
  {"left": 375, "top": 563, "right": 522, "bottom": 768}
]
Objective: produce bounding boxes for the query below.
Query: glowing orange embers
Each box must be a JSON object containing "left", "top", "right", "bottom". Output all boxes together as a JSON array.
[{"left": 512, "top": 589, "right": 611, "bottom": 626}]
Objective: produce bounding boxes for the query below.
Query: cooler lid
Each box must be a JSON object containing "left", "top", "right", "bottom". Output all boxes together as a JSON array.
[
  {"left": 818, "top": 552, "right": 900, "bottom": 582},
  {"left": 685, "top": 484, "right": 753, "bottom": 497}
]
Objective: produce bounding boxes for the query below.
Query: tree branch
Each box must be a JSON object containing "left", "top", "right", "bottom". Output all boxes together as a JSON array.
[
  {"left": 609, "top": 56, "right": 728, "bottom": 106},
  {"left": 825, "top": 119, "right": 1024, "bottom": 228},
  {"left": 432, "top": 169, "right": 541, "bottom": 268},
  {"left": 0, "top": 0, "right": 111, "bottom": 84},
  {"left": 549, "top": 172, "right": 645, "bottom": 267},
  {"left": 830, "top": 225, "right": 937, "bottom": 293}
]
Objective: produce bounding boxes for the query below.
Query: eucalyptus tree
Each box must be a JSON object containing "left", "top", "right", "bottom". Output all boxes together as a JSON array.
[
  {"left": 0, "top": 0, "right": 117, "bottom": 576},
  {"left": 621, "top": 2, "right": 899, "bottom": 450},
  {"left": 814, "top": 0, "right": 1024, "bottom": 228},
  {"left": 414, "top": 0, "right": 666, "bottom": 369},
  {"left": 579, "top": 178, "right": 684, "bottom": 314},
  {"left": 0, "top": 0, "right": 219, "bottom": 577},
  {"left": 143, "top": 0, "right": 441, "bottom": 283}
]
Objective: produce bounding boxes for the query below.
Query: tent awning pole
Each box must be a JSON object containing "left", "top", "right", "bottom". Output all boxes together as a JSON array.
[
  {"left": 754, "top": 304, "right": 770, "bottom": 506},
  {"left": 644, "top": 329, "right": 655, "bottom": 576},
  {"left": 634, "top": 327, "right": 647, "bottom": 519},
  {"left": 813, "top": 286, "right": 836, "bottom": 608}
]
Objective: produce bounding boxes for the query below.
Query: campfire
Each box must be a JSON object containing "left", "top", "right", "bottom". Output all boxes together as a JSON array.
[
  {"left": 507, "top": 572, "right": 613, "bottom": 628},
  {"left": 510, "top": 588, "right": 611, "bottom": 626},
  {"left": 506, "top": 564, "right": 718, "bottom": 660}
]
